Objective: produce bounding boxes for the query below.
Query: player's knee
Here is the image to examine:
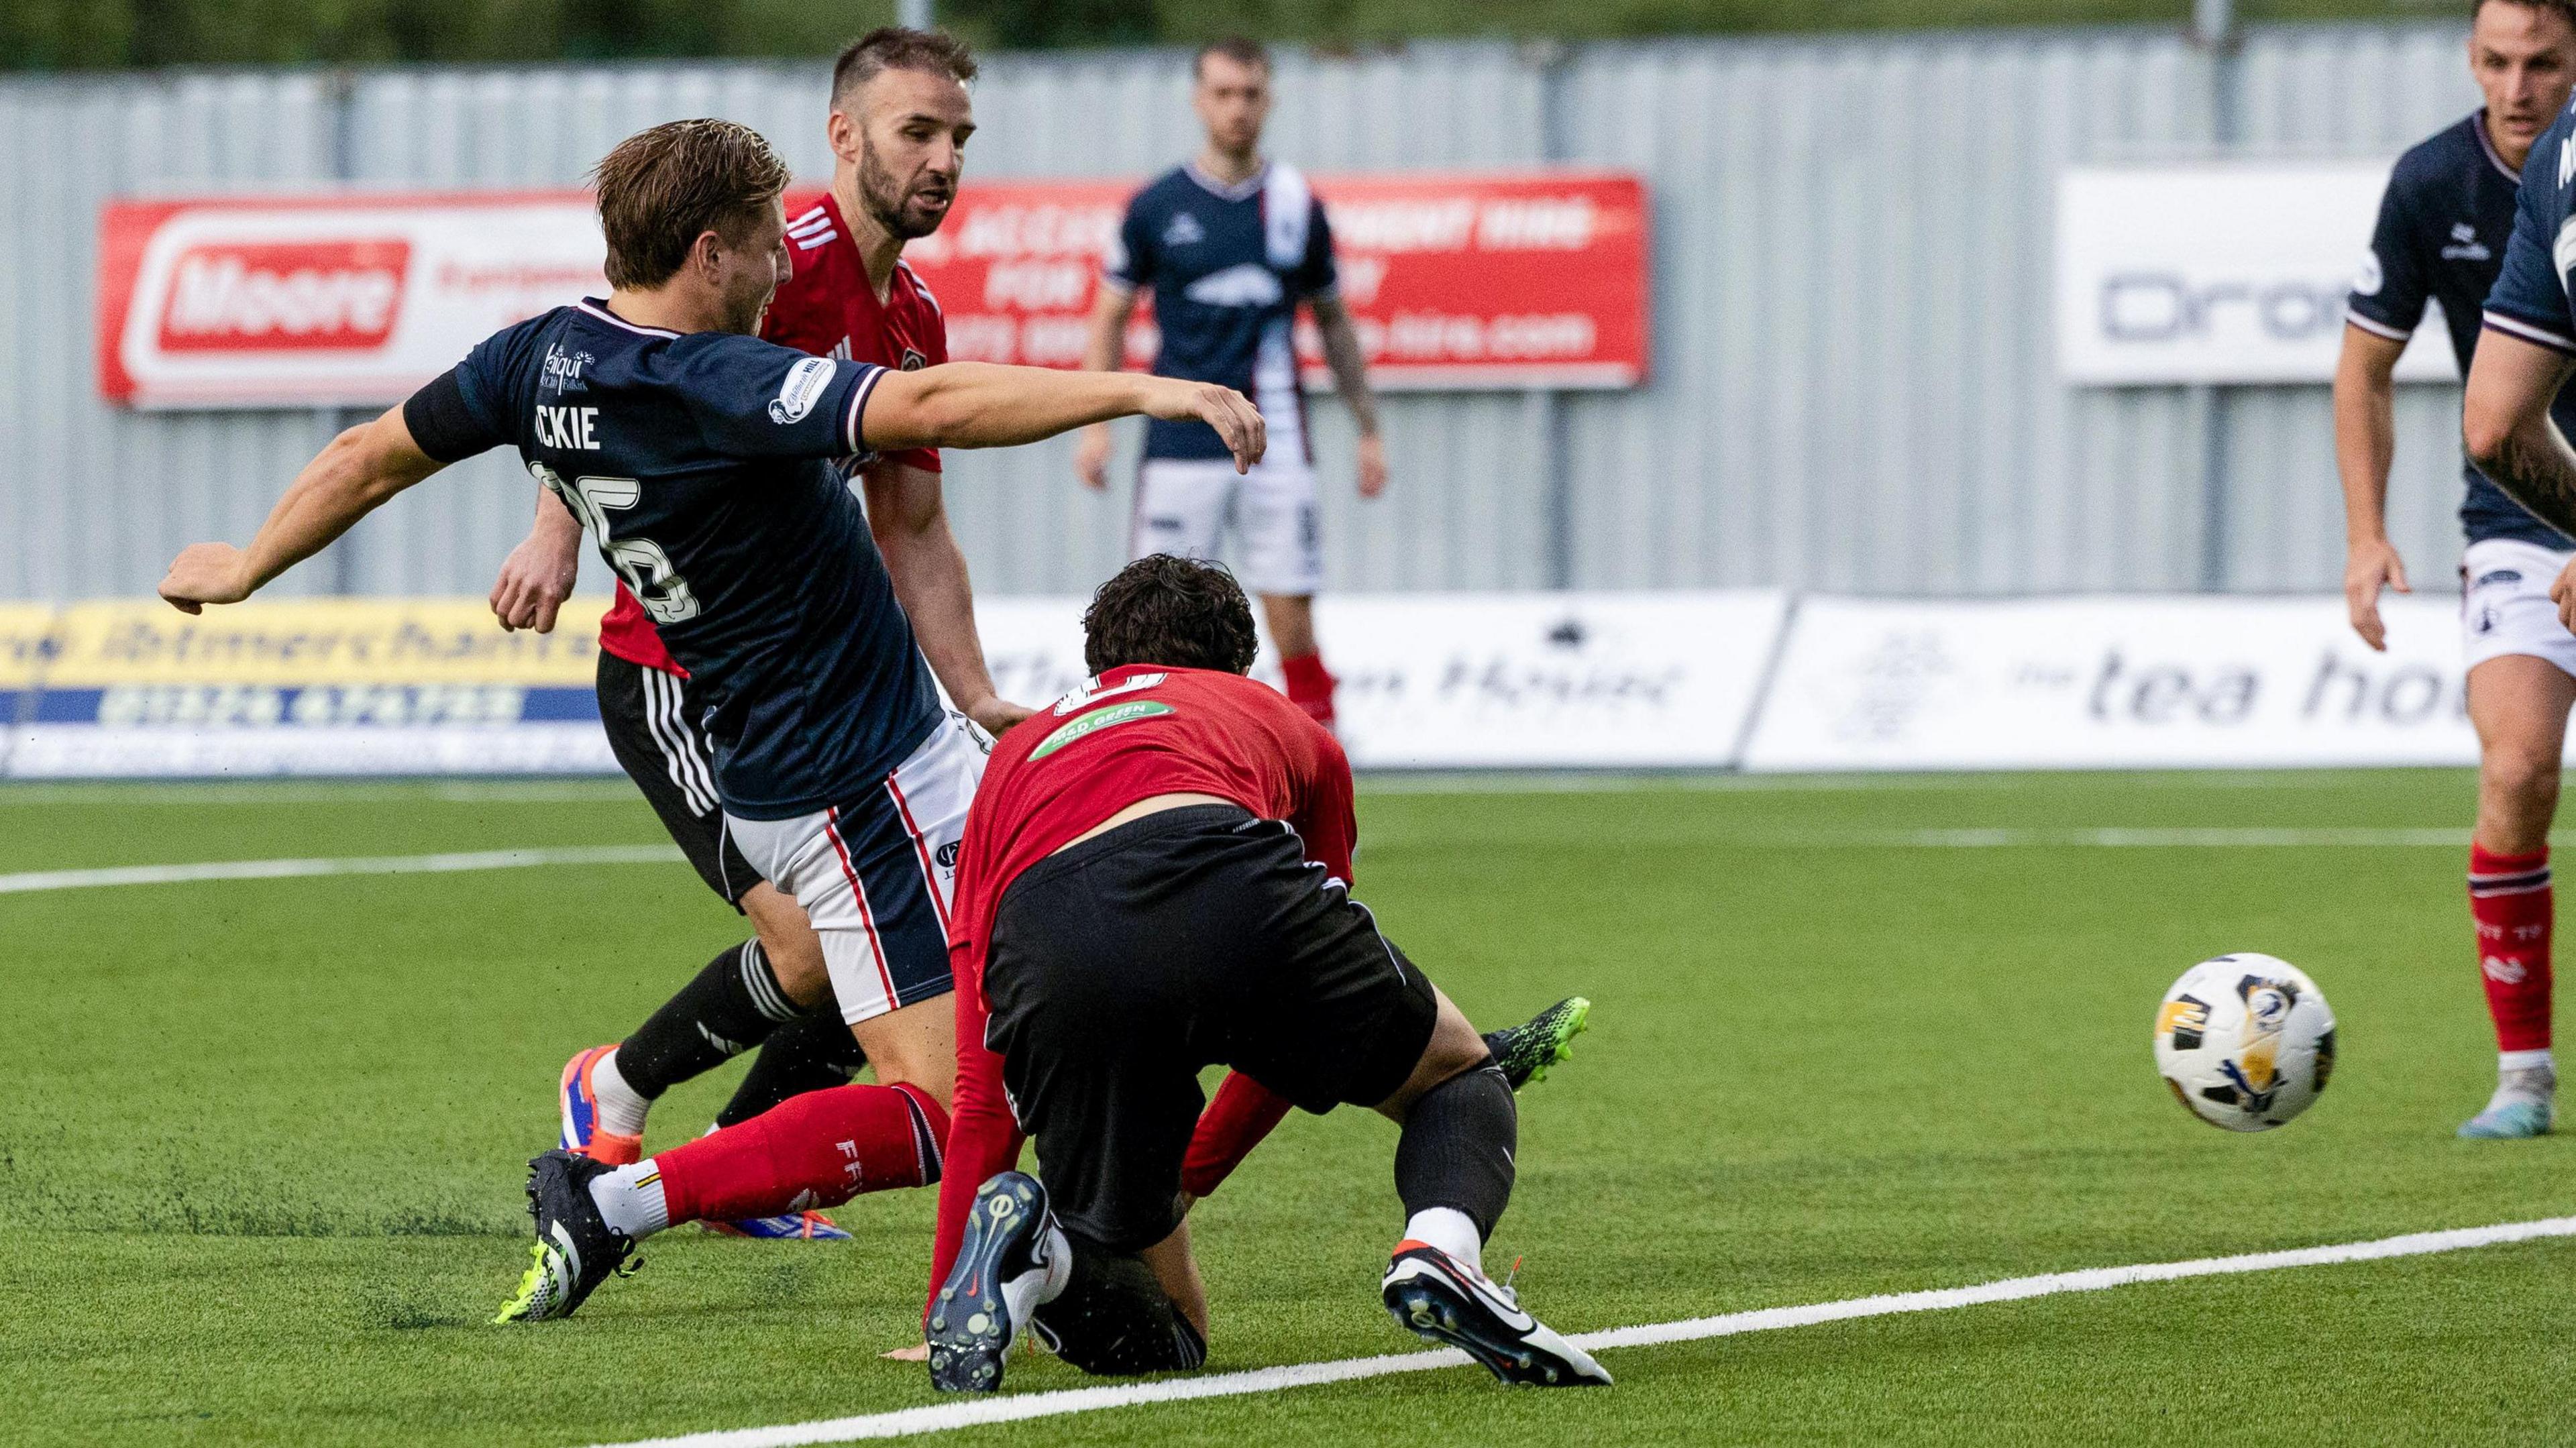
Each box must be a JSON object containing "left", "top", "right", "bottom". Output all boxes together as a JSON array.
[
  {"left": 2484, "top": 748, "right": 2563, "bottom": 816},
  {"left": 743, "top": 891, "right": 831, "bottom": 1007}
]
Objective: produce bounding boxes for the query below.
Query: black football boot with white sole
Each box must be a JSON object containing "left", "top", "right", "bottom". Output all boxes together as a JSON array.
[
  {"left": 928, "top": 1171, "right": 1058, "bottom": 1393},
  {"left": 1381, "top": 1241, "right": 1612, "bottom": 1387}
]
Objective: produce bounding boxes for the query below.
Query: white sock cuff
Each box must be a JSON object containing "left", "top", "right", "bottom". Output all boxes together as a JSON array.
[
  {"left": 2500, "top": 1048, "right": 2557, "bottom": 1074},
  {"left": 589, "top": 1159, "right": 671, "bottom": 1238},
  {"left": 1403, "top": 1207, "right": 1484, "bottom": 1273}
]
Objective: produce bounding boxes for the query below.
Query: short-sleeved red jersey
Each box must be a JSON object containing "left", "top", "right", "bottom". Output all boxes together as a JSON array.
[
  {"left": 949, "top": 664, "right": 1357, "bottom": 974},
  {"left": 763, "top": 190, "right": 947, "bottom": 476},
  {"left": 595, "top": 190, "right": 949, "bottom": 676},
  {"left": 928, "top": 664, "right": 1354, "bottom": 1304}
]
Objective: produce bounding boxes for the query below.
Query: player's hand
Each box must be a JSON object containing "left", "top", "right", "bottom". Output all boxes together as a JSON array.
[
  {"left": 490, "top": 531, "right": 580, "bottom": 634},
  {"left": 1148, "top": 381, "right": 1265, "bottom": 474},
  {"left": 963, "top": 695, "right": 1036, "bottom": 736},
  {"left": 1074, "top": 424, "right": 1113, "bottom": 492},
  {"left": 1356, "top": 432, "right": 1388, "bottom": 500},
  {"left": 2553, "top": 555, "right": 2576, "bottom": 635},
  {"left": 881, "top": 1343, "right": 931, "bottom": 1363},
  {"left": 158, "top": 542, "right": 252, "bottom": 615},
  {"left": 2343, "top": 537, "right": 2410, "bottom": 652}
]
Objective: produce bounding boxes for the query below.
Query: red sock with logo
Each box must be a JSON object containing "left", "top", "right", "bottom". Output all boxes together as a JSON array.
[
  {"left": 2469, "top": 844, "right": 2554, "bottom": 1054},
  {"left": 655, "top": 1081, "right": 947, "bottom": 1223},
  {"left": 1280, "top": 651, "right": 1337, "bottom": 728}
]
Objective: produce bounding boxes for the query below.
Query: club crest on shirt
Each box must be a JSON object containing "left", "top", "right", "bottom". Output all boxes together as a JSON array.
[{"left": 900, "top": 347, "right": 928, "bottom": 370}]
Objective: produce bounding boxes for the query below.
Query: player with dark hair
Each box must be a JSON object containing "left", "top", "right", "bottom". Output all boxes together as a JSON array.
[
  {"left": 2346, "top": 0, "right": 2576, "bottom": 1138},
  {"left": 924, "top": 555, "right": 1609, "bottom": 1392},
  {"left": 1073, "top": 34, "right": 1384, "bottom": 732},
  {"left": 487, "top": 30, "right": 1018, "bottom": 1233},
  {"left": 155, "top": 116, "right": 1273, "bottom": 1324}
]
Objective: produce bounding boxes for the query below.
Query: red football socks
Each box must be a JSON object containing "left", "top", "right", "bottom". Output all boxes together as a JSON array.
[
  {"left": 1181, "top": 1070, "right": 1294, "bottom": 1199},
  {"left": 1280, "top": 651, "right": 1337, "bottom": 729},
  {"left": 2469, "top": 844, "right": 2554, "bottom": 1055},
  {"left": 655, "top": 1080, "right": 949, "bottom": 1223}
]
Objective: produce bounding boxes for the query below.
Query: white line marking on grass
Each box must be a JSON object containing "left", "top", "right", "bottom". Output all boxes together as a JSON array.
[
  {"left": 1873, "top": 826, "right": 2468, "bottom": 848},
  {"left": 0, "top": 844, "right": 684, "bottom": 895},
  {"left": 596, "top": 1215, "right": 2576, "bottom": 1448}
]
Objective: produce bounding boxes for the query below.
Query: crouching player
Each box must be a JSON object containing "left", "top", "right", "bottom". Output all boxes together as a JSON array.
[{"left": 926, "top": 556, "right": 1609, "bottom": 1392}]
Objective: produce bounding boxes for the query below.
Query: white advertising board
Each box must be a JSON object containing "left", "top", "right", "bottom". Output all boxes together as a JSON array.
[
  {"left": 1742, "top": 594, "right": 2482, "bottom": 772},
  {"left": 2057, "top": 164, "right": 2459, "bottom": 386},
  {"left": 971, "top": 591, "right": 1790, "bottom": 770}
]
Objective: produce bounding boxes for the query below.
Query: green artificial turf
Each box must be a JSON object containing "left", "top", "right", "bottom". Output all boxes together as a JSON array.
[{"left": 3, "top": 771, "right": 2571, "bottom": 1445}]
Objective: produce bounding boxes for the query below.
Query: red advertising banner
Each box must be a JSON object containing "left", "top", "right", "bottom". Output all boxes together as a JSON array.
[
  {"left": 875, "top": 171, "right": 1648, "bottom": 390},
  {"left": 99, "top": 171, "right": 1646, "bottom": 409}
]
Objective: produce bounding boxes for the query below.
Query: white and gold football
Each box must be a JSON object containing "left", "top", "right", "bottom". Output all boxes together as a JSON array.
[{"left": 2154, "top": 954, "right": 2337, "bottom": 1132}]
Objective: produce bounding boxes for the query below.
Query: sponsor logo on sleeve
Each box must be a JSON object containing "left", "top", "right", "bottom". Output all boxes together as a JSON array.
[{"left": 769, "top": 355, "right": 837, "bottom": 424}]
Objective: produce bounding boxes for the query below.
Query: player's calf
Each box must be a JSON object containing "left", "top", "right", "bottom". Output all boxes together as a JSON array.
[{"left": 1380, "top": 1060, "right": 1608, "bottom": 1386}]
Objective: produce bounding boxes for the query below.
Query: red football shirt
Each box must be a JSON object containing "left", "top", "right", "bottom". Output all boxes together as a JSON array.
[
  {"left": 596, "top": 188, "right": 950, "bottom": 676},
  {"left": 930, "top": 665, "right": 1355, "bottom": 1304}
]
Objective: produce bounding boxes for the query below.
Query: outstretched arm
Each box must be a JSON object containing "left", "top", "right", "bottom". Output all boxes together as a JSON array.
[
  {"left": 864, "top": 362, "right": 1264, "bottom": 474},
  {"left": 160, "top": 406, "right": 445, "bottom": 612},
  {"left": 864, "top": 459, "right": 1030, "bottom": 735},
  {"left": 2464, "top": 327, "right": 2576, "bottom": 538}
]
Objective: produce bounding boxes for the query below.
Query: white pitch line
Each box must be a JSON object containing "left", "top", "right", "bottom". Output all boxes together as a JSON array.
[
  {"left": 0, "top": 844, "right": 684, "bottom": 895},
  {"left": 596, "top": 1215, "right": 2576, "bottom": 1448}
]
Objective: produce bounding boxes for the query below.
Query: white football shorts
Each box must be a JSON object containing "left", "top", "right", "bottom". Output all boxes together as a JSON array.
[
  {"left": 1130, "top": 456, "right": 1323, "bottom": 598},
  {"left": 724, "top": 712, "right": 987, "bottom": 1026},
  {"left": 2461, "top": 537, "right": 2576, "bottom": 679}
]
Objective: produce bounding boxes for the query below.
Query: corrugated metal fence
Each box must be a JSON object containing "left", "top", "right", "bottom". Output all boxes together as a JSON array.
[{"left": 0, "top": 26, "right": 2494, "bottom": 602}]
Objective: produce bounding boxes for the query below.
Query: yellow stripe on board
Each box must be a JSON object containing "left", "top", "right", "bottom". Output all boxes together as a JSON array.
[{"left": 40, "top": 598, "right": 613, "bottom": 687}]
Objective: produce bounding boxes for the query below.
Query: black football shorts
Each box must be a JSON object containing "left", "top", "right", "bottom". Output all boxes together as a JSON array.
[{"left": 981, "top": 802, "right": 1439, "bottom": 1254}]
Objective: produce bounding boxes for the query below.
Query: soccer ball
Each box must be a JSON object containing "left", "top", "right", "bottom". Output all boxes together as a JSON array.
[{"left": 2153, "top": 954, "right": 2337, "bottom": 1131}]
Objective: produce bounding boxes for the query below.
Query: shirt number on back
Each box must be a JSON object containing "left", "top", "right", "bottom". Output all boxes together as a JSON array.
[{"left": 532, "top": 464, "right": 702, "bottom": 625}]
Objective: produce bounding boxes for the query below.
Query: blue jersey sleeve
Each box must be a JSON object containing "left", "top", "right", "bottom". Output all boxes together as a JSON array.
[
  {"left": 1104, "top": 190, "right": 1155, "bottom": 293},
  {"left": 669, "top": 334, "right": 887, "bottom": 461},
  {"left": 2485, "top": 123, "right": 2576, "bottom": 355},
  {"left": 1295, "top": 196, "right": 1338, "bottom": 300},
  {"left": 2346, "top": 168, "right": 2428, "bottom": 342}
]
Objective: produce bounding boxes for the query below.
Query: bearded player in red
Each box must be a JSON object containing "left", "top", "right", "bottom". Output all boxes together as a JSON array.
[
  {"left": 925, "top": 556, "right": 1604, "bottom": 1392},
  {"left": 489, "top": 30, "right": 1029, "bottom": 1239}
]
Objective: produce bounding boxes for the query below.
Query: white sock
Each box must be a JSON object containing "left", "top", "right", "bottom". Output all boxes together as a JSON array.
[
  {"left": 588, "top": 1160, "right": 670, "bottom": 1239},
  {"left": 2499, "top": 1048, "right": 2556, "bottom": 1078},
  {"left": 1403, "top": 1207, "right": 1483, "bottom": 1274},
  {"left": 590, "top": 1049, "right": 652, "bottom": 1139}
]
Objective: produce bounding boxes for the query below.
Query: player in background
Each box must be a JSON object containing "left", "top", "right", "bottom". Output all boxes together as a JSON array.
[
  {"left": 1072, "top": 36, "right": 1385, "bottom": 732},
  {"left": 2367, "top": 0, "right": 2576, "bottom": 1139},
  {"left": 488, "top": 30, "right": 1025, "bottom": 1221},
  {"left": 152, "top": 117, "right": 1272, "bottom": 1325},
  {"left": 926, "top": 556, "right": 1607, "bottom": 1393}
]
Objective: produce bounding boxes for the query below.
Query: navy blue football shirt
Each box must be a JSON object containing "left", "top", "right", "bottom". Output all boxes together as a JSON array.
[
  {"left": 407, "top": 298, "right": 941, "bottom": 820},
  {"left": 2354, "top": 109, "right": 2576, "bottom": 547},
  {"left": 1104, "top": 162, "right": 1336, "bottom": 462}
]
